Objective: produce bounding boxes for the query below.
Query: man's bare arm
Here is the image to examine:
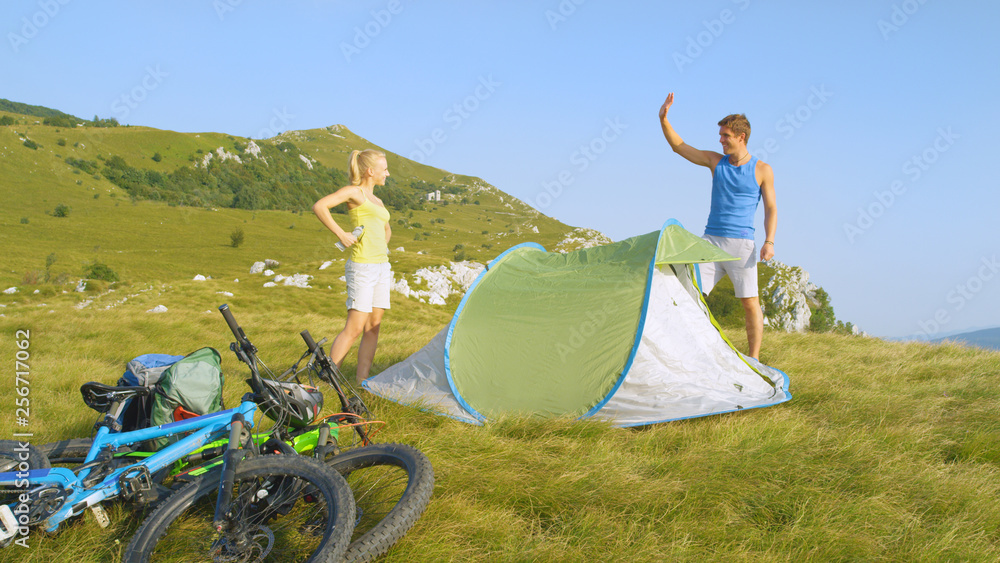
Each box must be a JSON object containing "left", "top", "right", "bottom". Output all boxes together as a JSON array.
[
  {"left": 758, "top": 161, "right": 776, "bottom": 262},
  {"left": 659, "top": 93, "right": 722, "bottom": 169}
]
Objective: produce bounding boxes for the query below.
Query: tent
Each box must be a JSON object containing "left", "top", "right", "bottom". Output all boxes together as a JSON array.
[{"left": 363, "top": 220, "right": 791, "bottom": 427}]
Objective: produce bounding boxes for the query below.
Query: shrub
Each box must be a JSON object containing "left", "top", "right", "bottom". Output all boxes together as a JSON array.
[
  {"left": 23, "top": 139, "right": 39, "bottom": 150},
  {"left": 454, "top": 250, "right": 468, "bottom": 261},
  {"left": 453, "top": 244, "right": 464, "bottom": 251},
  {"left": 84, "top": 261, "right": 118, "bottom": 282},
  {"left": 20, "top": 217, "right": 28, "bottom": 224},
  {"left": 57, "top": 138, "right": 66, "bottom": 146},
  {"left": 52, "top": 204, "right": 71, "bottom": 217},
  {"left": 22, "top": 270, "right": 43, "bottom": 285},
  {"left": 230, "top": 227, "right": 245, "bottom": 248},
  {"left": 152, "top": 152, "right": 162, "bottom": 162}
]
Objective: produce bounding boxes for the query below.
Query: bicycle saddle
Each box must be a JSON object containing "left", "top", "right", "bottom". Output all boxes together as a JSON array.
[{"left": 80, "top": 381, "right": 151, "bottom": 414}]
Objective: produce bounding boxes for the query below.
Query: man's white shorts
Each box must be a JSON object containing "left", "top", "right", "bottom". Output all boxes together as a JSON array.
[
  {"left": 345, "top": 261, "right": 392, "bottom": 313},
  {"left": 698, "top": 235, "right": 758, "bottom": 298}
]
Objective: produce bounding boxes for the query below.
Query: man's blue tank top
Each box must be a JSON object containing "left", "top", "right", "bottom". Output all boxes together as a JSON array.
[{"left": 705, "top": 155, "right": 760, "bottom": 240}]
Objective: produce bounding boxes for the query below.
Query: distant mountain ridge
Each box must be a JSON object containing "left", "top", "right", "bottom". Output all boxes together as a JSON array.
[{"left": 931, "top": 327, "right": 1000, "bottom": 351}]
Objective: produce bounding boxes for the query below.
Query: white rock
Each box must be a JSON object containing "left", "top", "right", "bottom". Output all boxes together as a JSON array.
[
  {"left": 75, "top": 279, "right": 87, "bottom": 292},
  {"left": 282, "top": 274, "right": 312, "bottom": 288},
  {"left": 147, "top": 305, "right": 168, "bottom": 313},
  {"left": 263, "top": 282, "right": 276, "bottom": 288},
  {"left": 319, "top": 261, "right": 333, "bottom": 270},
  {"left": 250, "top": 262, "right": 266, "bottom": 274},
  {"left": 264, "top": 269, "right": 275, "bottom": 277},
  {"left": 3, "top": 287, "right": 17, "bottom": 294},
  {"left": 193, "top": 274, "right": 207, "bottom": 281},
  {"left": 392, "top": 261, "right": 485, "bottom": 305},
  {"left": 274, "top": 274, "right": 285, "bottom": 283}
]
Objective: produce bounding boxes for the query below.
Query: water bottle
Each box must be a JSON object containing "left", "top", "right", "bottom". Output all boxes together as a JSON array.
[{"left": 335, "top": 225, "right": 365, "bottom": 251}]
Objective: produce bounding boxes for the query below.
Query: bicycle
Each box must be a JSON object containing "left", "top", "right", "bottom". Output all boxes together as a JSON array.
[
  {"left": 221, "top": 303, "right": 435, "bottom": 562},
  {"left": 41, "top": 304, "right": 435, "bottom": 562},
  {"left": 1, "top": 349, "right": 357, "bottom": 561}
]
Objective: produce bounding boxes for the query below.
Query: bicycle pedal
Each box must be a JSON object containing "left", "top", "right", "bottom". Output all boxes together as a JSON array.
[
  {"left": 0, "top": 504, "right": 18, "bottom": 542},
  {"left": 118, "top": 465, "right": 154, "bottom": 502},
  {"left": 90, "top": 505, "right": 110, "bottom": 528}
]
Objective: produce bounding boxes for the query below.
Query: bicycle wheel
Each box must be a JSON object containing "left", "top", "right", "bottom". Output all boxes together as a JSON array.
[
  {"left": 322, "top": 443, "right": 434, "bottom": 562},
  {"left": 36, "top": 438, "right": 94, "bottom": 465},
  {"left": 0, "top": 440, "right": 50, "bottom": 471},
  {"left": 124, "top": 454, "right": 355, "bottom": 563},
  {"left": 0, "top": 440, "right": 53, "bottom": 535}
]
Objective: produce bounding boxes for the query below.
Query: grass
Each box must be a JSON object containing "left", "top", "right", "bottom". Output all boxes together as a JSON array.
[{"left": 2, "top": 114, "right": 1000, "bottom": 562}]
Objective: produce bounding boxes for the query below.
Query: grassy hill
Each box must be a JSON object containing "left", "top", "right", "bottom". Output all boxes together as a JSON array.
[{"left": 2, "top": 105, "right": 1000, "bottom": 561}]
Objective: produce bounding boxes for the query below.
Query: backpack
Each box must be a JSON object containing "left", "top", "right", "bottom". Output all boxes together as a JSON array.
[
  {"left": 148, "top": 347, "right": 225, "bottom": 450},
  {"left": 116, "top": 353, "right": 186, "bottom": 432}
]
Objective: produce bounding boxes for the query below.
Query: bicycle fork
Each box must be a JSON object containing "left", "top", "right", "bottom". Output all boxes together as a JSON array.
[{"left": 212, "top": 412, "right": 248, "bottom": 533}]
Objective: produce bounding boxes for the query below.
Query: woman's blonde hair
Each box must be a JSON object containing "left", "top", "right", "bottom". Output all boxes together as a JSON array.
[{"left": 348, "top": 149, "right": 386, "bottom": 185}]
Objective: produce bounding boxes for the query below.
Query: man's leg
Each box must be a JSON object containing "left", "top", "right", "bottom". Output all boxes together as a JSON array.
[{"left": 741, "top": 296, "right": 763, "bottom": 360}]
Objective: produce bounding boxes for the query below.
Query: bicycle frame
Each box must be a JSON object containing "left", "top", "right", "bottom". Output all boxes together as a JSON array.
[{"left": 0, "top": 400, "right": 257, "bottom": 535}]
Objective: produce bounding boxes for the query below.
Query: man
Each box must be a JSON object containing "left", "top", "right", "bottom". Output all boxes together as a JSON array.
[{"left": 658, "top": 92, "right": 776, "bottom": 360}]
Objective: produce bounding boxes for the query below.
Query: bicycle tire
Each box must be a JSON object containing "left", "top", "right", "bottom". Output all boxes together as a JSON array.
[
  {"left": 36, "top": 438, "right": 95, "bottom": 464},
  {"left": 0, "top": 440, "right": 50, "bottom": 471},
  {"left": 323, "top": 443, "right": 434, "bottom": 562},
  {"left": 124, "top": 454, "right": 355, "bottom": 563}
]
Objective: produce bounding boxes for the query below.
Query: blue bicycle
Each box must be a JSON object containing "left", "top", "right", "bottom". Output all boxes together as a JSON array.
[{"left": 0, "top": 352, "right": 356, "bottom": 561}]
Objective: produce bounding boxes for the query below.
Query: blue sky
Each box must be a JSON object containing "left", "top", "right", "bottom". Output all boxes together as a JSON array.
[{"left": 3, "top": 1, "right": 998, "bottom": 338}]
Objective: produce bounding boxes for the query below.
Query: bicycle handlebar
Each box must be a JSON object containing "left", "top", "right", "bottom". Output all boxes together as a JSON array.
[{"left": 300, "top": 330, "right": 320, "bottom": 354}]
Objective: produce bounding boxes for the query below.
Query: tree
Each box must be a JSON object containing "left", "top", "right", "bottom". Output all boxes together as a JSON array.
[{"left": 809, "top": 287, "right": 836, "bottom": 332}]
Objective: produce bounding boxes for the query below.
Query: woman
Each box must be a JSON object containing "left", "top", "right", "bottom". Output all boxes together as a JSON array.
[{"left": 312, "top": 149, "right": 392, "bottom": 384}]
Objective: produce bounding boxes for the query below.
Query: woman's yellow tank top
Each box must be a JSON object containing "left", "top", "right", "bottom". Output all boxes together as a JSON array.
[{"left": 347, "top": 194, "right": 390, "bottom": 264}]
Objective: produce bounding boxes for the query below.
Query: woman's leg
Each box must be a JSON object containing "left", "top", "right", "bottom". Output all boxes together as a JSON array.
[
  {"left": 329, "top": 309, "right": 370, "bottom": 367},
  {"left": 355, "top": 307, "right": 384, "bottom": 384}
]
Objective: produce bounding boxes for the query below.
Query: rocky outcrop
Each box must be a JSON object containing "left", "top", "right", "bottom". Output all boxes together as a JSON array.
[{"left": 761, "top": 261, "right": 817, "bottom": 332}]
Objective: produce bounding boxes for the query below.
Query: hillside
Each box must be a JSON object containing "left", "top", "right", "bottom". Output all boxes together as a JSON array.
[{"left": 0, "top": 104, "right": 610, "bottom": 295}]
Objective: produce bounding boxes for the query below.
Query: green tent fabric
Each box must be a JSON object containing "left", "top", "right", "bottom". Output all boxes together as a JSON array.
[{"left": 365, "top": 219, "right": 791, "bottom": 427}]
